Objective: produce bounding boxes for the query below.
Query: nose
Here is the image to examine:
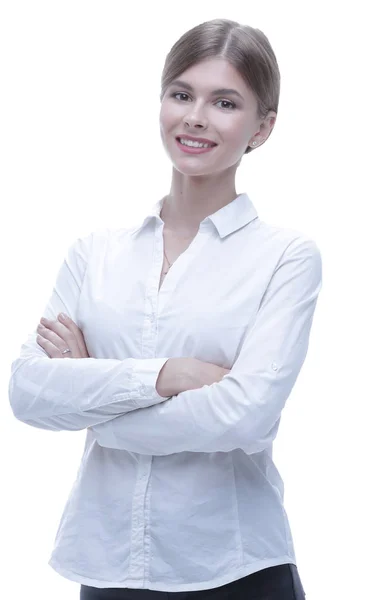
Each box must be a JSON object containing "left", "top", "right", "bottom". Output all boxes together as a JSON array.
[
  {"left": 185, "top": 122, "right": 204, "bottom": 131},
  {"left": 183, "top": 119, "right": 207, "bottom": 133},
  {"left": 184, "top": 109, "right": 208, "bottom": 130}
]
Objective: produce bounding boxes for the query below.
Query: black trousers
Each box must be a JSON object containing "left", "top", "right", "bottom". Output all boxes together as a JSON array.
[{"left": 80, "top": 563, "right": 306, "bottom": 599}]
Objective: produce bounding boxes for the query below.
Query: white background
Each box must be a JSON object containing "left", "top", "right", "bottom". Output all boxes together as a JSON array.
[{"left": 1, "top": 1, "right": 383, "bottom": 599}]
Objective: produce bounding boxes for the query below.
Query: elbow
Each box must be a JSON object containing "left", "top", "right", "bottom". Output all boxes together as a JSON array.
[
  {"left": 8, "top": 355, "right": 40, "bottom": 422},
  {"left": 8, "top": 355, "right": 85, "bottom": 432},
  {"left": 9, "top": 381, "right": 88, "bottom": 432},
  {"left": 8, "top": 391, "right": 53, "bottom": 430},
  {"left": 8, "top": 373, "right": 60, "bottom": 432},
  {"left": 8, "top": 377, "right": 28, "bottom": 424},
  {"left": 9, "top": 400, "right": 82, "bottom": 432},
  {"left": 8, "top": 395, "right": 43, "bottom": 429}
]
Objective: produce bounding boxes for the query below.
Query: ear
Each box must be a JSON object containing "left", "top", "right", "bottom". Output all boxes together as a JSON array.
[
  {"left": 261, "top": 110, "right": 277, "bottom": 136},
  {"left": 253, "top": 111, "right": 276, "bottom": 146}
]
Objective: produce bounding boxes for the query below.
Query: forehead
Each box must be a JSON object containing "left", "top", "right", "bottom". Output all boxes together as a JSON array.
[{"left": 173, "top": 58, "right": 249, "bottom": 95}]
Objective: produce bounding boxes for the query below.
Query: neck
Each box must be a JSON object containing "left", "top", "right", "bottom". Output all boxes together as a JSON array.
[{"left": 160, "top": 168, "right": 239, "bottom": 234}]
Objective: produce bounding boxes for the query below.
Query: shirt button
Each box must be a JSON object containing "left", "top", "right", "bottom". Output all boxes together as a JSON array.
[{"left": 271, "top": 362, "right": 278, "bottom": 371}]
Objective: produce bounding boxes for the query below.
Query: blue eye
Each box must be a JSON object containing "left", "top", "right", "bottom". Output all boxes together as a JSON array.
[{"left": 171, "top": 92, "right": 236, "bottom": 110}]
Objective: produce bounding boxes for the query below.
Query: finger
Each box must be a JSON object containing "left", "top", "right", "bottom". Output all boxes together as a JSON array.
[
  {"left": 37, "top": 324, "right": 72, "bottom": 354},
  {"left": 36, "top": 334, "right": 66, "bottom": 358},
  {"left": 40, "top": 318, "right": 80, "bottom": 354},
  {"left": 57, "top": 313, "right": 88, "bottom": 356},
  {"left": 40, "top": 317, "right": 71, "bottom": 338}
]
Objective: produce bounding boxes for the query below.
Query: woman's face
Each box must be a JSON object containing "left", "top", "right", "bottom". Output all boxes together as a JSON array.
[{"left": 159, "top": 57, "right": 276, "bottom": 176}]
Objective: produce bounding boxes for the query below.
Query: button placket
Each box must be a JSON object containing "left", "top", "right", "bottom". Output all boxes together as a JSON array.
[{"left": 128, "top": 456, "right": 152, "bottom": 580}]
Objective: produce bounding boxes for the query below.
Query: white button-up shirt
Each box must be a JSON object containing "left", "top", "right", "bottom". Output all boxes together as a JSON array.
[{"left": 9, "top": 193, "right": 322, "bottom": 593}]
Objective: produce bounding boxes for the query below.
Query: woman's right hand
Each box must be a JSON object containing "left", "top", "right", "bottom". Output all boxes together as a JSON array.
[
  {"left": 179, "top": 357, "right": 231, "bottom": 392},
  {"left": 156, "top": 357, "right": 231, "bottom": 397}
]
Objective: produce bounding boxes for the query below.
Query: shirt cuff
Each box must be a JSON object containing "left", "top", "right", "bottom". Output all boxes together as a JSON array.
[{"left": 130, "top": 357, "right": 171, "bottom": 407}]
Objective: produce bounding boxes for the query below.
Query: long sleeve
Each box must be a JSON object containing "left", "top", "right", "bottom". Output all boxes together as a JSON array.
[
  {"left": 91, "top": 237, "right": 322, "bottom": 456},
  {"left": 8, "top": 231, "right": 170, "bottom": 432}
]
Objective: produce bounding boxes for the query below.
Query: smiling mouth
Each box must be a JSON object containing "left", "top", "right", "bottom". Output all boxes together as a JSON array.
[{"left": 176, "top": 137, "right": 218, "bottom": 148}]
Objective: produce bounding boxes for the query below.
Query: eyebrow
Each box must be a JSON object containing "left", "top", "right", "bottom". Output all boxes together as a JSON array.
[{"left": 169, "top": 80, "right": 245, "bottom": 101}]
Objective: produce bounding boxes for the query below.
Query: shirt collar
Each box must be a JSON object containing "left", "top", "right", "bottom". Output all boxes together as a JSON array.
[{"left": 131, "top": 193, "right": 259, "bottom": 239}]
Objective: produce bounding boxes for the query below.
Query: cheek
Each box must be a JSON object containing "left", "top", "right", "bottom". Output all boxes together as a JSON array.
[
  {"left": 159, "top": 104, "right": 170, "bottom": 131},
  {"left": 159, "top": 102, "right": 180, "bottom": 129},
  {"left": 220, "top": 119, "right": 249, "bottom": 142}
]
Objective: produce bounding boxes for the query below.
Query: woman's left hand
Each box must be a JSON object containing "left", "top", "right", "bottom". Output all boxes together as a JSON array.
[{"left": 36, "top": 313, "right": 91, "bottom": 358}]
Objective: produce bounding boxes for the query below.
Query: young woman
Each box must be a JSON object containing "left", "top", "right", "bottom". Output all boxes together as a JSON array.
[{"left": 9, "top": 18, "right": 321, "bottom": 600}]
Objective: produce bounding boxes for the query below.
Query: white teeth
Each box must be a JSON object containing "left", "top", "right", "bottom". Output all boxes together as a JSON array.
[{"left": 179, "top": 138, "right": 214, "bottom": 148}]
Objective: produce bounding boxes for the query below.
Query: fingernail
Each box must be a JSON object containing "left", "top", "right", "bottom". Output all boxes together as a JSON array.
[{"left": 59, "top": 313, "right": 67, "bottom": 320}]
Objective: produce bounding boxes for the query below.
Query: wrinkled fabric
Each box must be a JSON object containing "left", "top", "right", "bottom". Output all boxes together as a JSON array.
[{"left": 9, "top": 193, "right": 321, "bottom": 593}]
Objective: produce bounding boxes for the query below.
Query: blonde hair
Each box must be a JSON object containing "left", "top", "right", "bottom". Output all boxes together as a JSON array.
[{"left": 160, "top": 18, "right": 281, "bottom": 154}]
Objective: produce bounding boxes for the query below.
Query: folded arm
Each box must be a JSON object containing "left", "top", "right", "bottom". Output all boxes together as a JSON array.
[
  {"left": 8, "top": 231, "right": 172, "bottom": 431},
  {"left": 91, "top": 237, "right": 323, "bottom": 455}
]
